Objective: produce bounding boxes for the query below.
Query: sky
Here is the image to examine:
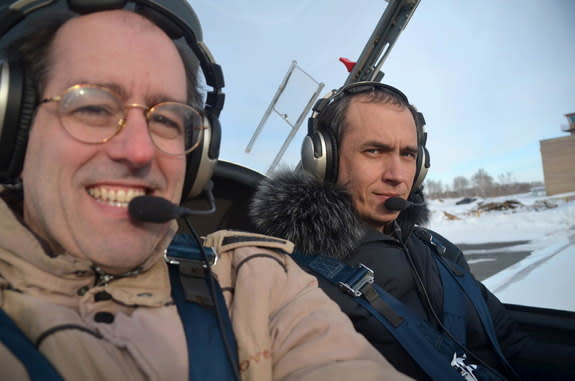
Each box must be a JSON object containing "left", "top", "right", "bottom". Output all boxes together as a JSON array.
[
  {"left": 190, "top": 0, "right": 575, "bottom": 187},
  {"left": 426, "top": 191, "right": 575, "bottom": 311}
]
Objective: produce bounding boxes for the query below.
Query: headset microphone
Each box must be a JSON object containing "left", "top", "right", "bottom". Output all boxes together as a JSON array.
[
  {"left": 384, "top": 197, "right": 425, "bottom": 211},
  {"left": 129, "top": 196, "right": 182, "bottom": 223},
  {"left": 129, "top": 181, "right": 216, "bottom": 223}
]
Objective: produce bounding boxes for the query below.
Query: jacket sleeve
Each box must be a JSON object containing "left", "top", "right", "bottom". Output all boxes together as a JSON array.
[
  {"left": 205, "top": 230, "right": 413, "bottom": 381},
  {"left": 479, "top": 283, "right": 575, "bottom": 381}
]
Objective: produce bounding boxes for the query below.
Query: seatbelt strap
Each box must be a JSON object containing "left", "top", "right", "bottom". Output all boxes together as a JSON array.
[
  {"left": 292, "top": 253, "right": 469, "bottom": 381},
  {"left": 0, "top": 308, "right": 64, "bottom": 381},
  {"left": 168, "top": 235, "right": 239, "bottom": 381},
  {"left": 435, "top": 254, "right": 468, "bottom": 345},
  {"left": 430, "top": 235, "right": 521, "bottom": 381}
]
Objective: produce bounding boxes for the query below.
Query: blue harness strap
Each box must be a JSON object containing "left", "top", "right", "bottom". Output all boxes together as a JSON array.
[
  {"left": 292, "top": 250, "right": 513, "bottom": 381},
  {"left": 355, "top": 286, "right": 470, "bottom": 381},
  {"left": 293, "top": 252, "right": 468, "bottom": 381},
  {"left": 167, "top": 235, "right": 239, "bottom": 381},
  {"left": 0, "top": 308, "right": 64, "bottom": 381},
  {"left": 435, "top": 254, "right": 467, "bottom": 346},
  {"left": 430, "top": 236, "right": 521, "bottom": 381}
]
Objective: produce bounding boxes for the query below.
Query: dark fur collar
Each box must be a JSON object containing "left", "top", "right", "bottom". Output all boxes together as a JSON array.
[{"left": 249, "top": 169, "right": 430, "bottom": 259}]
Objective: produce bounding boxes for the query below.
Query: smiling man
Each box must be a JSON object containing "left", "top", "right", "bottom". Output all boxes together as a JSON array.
[
  {"left": 250, "top": 81, "right": 575, "bottom": 381},
  {"left": 0, "top": 2, "right": 411, "bottom": 381},
  {"left": 20, "top": 11, "right": 187, "bottom": 275}
]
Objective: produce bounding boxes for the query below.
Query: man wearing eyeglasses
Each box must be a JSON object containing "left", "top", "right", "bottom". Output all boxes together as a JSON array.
[
  {"left": 0, "top": 2, "right": 410, "bottom": 381},
  {"left": 250, "top": 83, "right": 575, "bottom": 381}
]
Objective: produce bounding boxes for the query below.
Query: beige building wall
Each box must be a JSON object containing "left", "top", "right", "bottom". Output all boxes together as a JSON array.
[{"left": 539, "top": 134, "right": 575, "bottom": 195}]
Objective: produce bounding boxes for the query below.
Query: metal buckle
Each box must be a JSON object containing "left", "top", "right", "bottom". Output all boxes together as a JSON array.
[
  {"left": 338, "top": 263, "right": 374, "bottom": 297},
  {"left": 163, "top": 246, "right": 218, "bottom": 268}
]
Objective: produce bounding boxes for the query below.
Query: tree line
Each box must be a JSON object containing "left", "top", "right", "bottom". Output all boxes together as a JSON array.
[{"left": 424, "top": 169, "right": 543, "bottom": 199}]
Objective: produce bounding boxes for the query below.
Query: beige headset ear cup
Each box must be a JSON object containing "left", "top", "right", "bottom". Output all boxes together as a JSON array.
[
  {"left": 183, "top": 116, "right": 217, "bottom": 200},
  {"left": 301, "top": 133, "right": 328, "bottom": 181},
  {"left": 301, "top": 128, "right": 339, "bottom": 183}
]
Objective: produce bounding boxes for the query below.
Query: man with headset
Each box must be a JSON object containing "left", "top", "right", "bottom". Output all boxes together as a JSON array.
[
  {"left": 250, "top": 81, "right": 575, "bottom": 381},
  {"left": 0, "top": 2, "right": 413, "bottom": 380}
]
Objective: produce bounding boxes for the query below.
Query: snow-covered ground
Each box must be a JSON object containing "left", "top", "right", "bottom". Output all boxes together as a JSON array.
[{"left": 425, "top": 191, "right": 575, "bottom": 312}]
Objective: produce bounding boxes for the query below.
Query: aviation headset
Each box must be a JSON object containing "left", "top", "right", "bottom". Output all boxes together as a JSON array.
[
  {"left": 0, "top": 0, "right": 224, "bottom": 200},
  {"left": 301, "top": 81, "right": 430, "bottom": 193}
]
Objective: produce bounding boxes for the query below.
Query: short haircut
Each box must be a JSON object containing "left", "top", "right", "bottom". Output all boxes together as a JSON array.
[{"left": 316, "top": 83, "right": 424, "bottom": 148}]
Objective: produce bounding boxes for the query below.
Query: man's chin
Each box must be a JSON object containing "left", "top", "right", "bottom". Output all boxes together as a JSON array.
[{"left": 374, "top": 211, "right": 401, "bottom": 229}]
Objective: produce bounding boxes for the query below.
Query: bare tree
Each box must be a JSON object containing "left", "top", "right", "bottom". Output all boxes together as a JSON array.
[
  {"left": 424, "top": 169, "right": 542, "bottom": 200},
  {"left": 425, "top": 179, "right": 444, "bottom": 198},
  {"left": 498, "top": 172, "right": 515, "bottom": 185},
  {"left": 471, "top": 168, "right": 494, "bottom": 197},
  {"left": 452, "top": 176, "right": 469, "bottom": 197}
]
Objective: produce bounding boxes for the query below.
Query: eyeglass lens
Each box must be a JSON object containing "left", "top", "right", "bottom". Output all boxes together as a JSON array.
[{"left": 57, "top": 86, "right": 203, "bottom": 155}]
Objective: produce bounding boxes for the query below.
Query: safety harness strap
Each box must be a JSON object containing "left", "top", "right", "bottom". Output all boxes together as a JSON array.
[
  {"left": 429, "top": 234, "right": 520, "bottom": 381},
  {"left": 169, "top": 264, "right": 239, "bottom": 381},
  {"left": 293, "top": 252, "right": 467, "bottom": 380},
  {"left": 434, "top": 253, "right": 468, "bottom": 346},
  {"left": 167, "top": 233, "right": 239, "bottom": 381},
  {"left": 292, "top": 252, "right": 509, "bottom": 381}
]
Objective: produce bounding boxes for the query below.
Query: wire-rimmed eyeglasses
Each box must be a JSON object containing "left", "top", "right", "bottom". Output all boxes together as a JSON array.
[{"left": 40, "top": 84, "right": 206, "bottom": 156}]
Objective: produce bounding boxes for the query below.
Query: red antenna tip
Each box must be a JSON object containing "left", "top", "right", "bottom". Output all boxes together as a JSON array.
[{"left": 339, "top": 57, "right": 356, "bottom": 73}]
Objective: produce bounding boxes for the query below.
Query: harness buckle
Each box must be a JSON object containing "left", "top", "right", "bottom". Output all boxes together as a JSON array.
[
  {"left": 164, "top": 245, "right": 218, "bottom": 268},
  {"left": 338, "top": 264, "right": 375, "bottom": 297}
]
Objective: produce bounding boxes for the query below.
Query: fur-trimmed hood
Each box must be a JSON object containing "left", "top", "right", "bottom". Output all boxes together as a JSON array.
[{"left": 249, "top": 169, "right": 430, "bottom": 259}]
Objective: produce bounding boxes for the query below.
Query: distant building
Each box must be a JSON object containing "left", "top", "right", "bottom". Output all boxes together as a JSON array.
[{"left": 539, "top": 113, "right": 575, "bottom": 195}]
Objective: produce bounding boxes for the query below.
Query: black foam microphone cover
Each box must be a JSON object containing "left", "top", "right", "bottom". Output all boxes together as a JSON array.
[
  {"left": 128, "top": 195, "right": 181, "bottom": 223},
  {"left": 384, "top": 197, "right": 410, "bottom": 211}
]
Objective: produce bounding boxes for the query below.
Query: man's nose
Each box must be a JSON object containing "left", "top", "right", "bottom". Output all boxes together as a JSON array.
[
  {"left": 105, "top": 107, "right": 155, "bottom": 167},
  {"left": 382, "top": 154, "right": 410, "bottom": 185}
]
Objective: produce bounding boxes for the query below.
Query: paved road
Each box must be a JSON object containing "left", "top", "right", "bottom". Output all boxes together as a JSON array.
[{"left": 456, "top": 240, "right": 531, "bottom": 281}]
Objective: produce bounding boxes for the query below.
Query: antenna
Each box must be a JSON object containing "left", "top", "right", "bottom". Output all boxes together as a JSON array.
[
  {"left": 245, "top": 0, "right": 422, "bottom": 173},
  {"left": 244, "top": 60, "right": 324, "bottom": 174},
  {"left": 344, "top": 0, "right": 421, "bottom": 85}
]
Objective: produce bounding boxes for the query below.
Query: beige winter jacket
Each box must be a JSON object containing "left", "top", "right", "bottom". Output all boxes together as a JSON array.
[{"left": 0, "top": 197, "right": 412, "bottom": 381}]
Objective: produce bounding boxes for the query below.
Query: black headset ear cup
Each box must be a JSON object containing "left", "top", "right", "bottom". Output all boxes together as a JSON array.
[
  {"left": 322, "top": 129, "right": 339, "bottom": 183},
  {"left": 182, "top": 113, "right": 220, "bottom": 200},
  {"left": 0, "top": 60, "right": 36, "bottom": 184},
  {"left": 301, "top": 129, "right": 339, "bottom": 183}
]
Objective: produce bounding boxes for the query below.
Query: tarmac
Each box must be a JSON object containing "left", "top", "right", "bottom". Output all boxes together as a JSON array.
[{"left": 458, "top": 240, "right": 532, "bottom": 281}]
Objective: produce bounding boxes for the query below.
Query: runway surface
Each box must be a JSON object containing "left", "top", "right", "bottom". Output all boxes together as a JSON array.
[{"left": 457, "top": 240, "right": 531, "bottom": 281}]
